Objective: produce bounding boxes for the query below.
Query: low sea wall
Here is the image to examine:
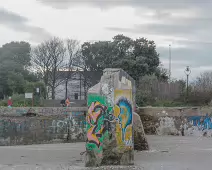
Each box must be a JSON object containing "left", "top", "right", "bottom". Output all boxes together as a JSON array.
[
  {"left": 0, "top": 107, "right": 87, "bottom": 145},
  {"left": 137, "top": 107, "right": 212, "bottom": 137},
  {"left": 1, "top": 106, "right": 209, "bottom": 146},
  {"left": 0, "top": 107, "right": 149, "bottom": 150}
]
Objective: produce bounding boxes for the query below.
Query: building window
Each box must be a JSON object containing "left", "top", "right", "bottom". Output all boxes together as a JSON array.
[{"left": 74, "top": 93, "right": 78, "bottom": 100}]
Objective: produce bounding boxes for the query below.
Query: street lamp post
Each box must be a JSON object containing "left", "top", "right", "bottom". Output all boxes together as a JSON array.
[
  {"left": 169, "top": 44, "right": 172, "bottom": 81},
  {"left": 184, "top": 66, "right": 191, "bottom": 102},
  {"left": 36, "top": 87, "right": 40, "bottom": 106},
  {"left": 65, "top": 78, "right": 68, "bottom": 99},
  {"left": 65, "top": 77, "right": 70, "bottom": 141}
]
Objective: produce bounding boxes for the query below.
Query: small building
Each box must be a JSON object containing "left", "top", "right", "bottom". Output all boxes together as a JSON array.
[{"left": 50, "top": 70, "right": 102, "bottom": 101}]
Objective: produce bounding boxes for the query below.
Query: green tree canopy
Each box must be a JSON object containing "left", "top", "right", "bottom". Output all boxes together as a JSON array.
[
  {"left": 0, "top": 41, "right": 37, "bottom": 97},
  {"left": 81, "top": 34, "right": 163, "bottom": 81}
]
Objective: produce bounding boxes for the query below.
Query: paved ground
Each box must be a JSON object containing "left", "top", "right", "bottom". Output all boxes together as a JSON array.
[{"left": 0, "top": 135, "right": 212, "bottom": 169}]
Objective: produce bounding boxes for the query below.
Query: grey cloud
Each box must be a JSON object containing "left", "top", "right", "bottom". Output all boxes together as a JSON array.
[
  {"left": 107, "top": 24, "right": 191, "bottom": 37},
  {"left": 107, "top": 16, "right": 212, "bottom": 38},
  {"left": 37, "top": 0, "right": 211, "bottom": 10},
  {"left": 107, "top": 22, "right": 212, "bottom": 77},
  {"left": 0, "top": 8, "right": 51, "bottom": 43},
  {"left": 0, "top": 8, "right": 27, "bottom": 23},
  {"left": 14, "top": 23, "right": 52, "bottom": 42},
  {"left": 38, "top": 0, "right": 212, "bottom": 40},
  {"left": 170, "top": 40, "right": 212, "bottom": 49},
  {"left": 156, "top": 45, "right": 212, "bottom": 79},
  {"left": 38, "top": 0, "right": 212, "bottom": 43},
  {"left": 27, "top": 27, "right": 52, "bottom": 42},
  {"left": 37, "top": 0, "right": 212, "bottom": 78},
  {"left": 158, "top": 45, "right": 212, "bottom": 68}
]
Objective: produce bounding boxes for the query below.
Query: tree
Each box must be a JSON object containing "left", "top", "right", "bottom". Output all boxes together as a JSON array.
[
  {"left": 31, "top": 41, "right": 51, "bottom": 99},
  {"left": 31, "top": 37, "right": 66, "bottom": 99},
  {"left": 64, "top": 39, "right": 81, "bottom": 79},
  {"left": 155, "top": 65, "right": 169, "bottom": 82},
  {"left": 63, "top": 39, "right": 81, "bottom": 98},
  {"left": 81, "top": 41, "right": 115, "bottom": 71},
  {"left": 47, "top": 38, "right": 66, "bottom": 99},
  {"left": 186, "top": 71, "right": 212, "bottom": 105},
  {"left": 136, "top": 74, "right": 158, "bottom": 106},
  {"left": 81, "top": 34, "right": 161, "bottom": 82},
  {"left": 0, "top": 41, "right": 36, "bottom": 98},
  {"left": 192, "top": 71, "right": 212, "bottom": 92},
  {"left": 0, "top": 41, "right": 31, "bottom": 67}
]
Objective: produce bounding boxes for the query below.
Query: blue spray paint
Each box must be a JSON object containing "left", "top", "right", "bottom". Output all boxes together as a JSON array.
[{"left": 188, "top": 114, "right": 212, "bottom": 130}]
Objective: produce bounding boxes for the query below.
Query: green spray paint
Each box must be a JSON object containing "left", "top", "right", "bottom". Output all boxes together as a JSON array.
[{"left": 86, "top": 94, "right": 113, "bottom": 156}]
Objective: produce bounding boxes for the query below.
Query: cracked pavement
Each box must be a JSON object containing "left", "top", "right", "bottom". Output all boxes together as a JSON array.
[{"left": 0, "top": 135, "right": 211, "bottom": 169}]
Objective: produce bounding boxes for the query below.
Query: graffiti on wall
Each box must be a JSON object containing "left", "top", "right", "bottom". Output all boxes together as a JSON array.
[
  {"left": 86, "top": 94, "right": 113, "bottom": 157},
  {"left": 86, "top": 90, "right": 133, "bottom": 153},
  {"left": 87, "top": 101, "right": 106, "bottom": 148},
  {"left": 154, "top": 112, "right": 212, "bottom": 136},
  {"left": 49, "top": 112, "right": 86, "bottom": 140},
  {"left": 0, "top": 118, "right": 28, "bottom": 138},
  {"left": 187, "top": 114, "right": 212, "bottom": 130},
  {"left": 0, "top": 111, "right": 86, "bottom": 145},
  {"left": 114, "top": 89, "right": 133, "bottom": 148}
]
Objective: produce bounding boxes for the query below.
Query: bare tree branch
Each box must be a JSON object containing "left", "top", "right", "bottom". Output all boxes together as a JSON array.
[{"left": 31, "top": 37, "right": 66, "bottom": 99}]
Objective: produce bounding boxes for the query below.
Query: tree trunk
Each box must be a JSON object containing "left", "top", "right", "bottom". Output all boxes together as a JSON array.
[
  {"left": 44, "top": 73, "right": 48, "bottom": 99},
  {"left": 51, "top": 87, "right": 55, "bottom": 99}
]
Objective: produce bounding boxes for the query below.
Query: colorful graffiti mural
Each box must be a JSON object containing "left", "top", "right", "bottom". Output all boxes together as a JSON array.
[
  {"left": 85, "top": 69, "right": 135, "bottom": 167},
  {"left": 86, "top": 94, "right": 113, "bottom": 157},
  {"left": 86, "top": 90, "right": 133, "bottom": 155},
  {"left": 87, "top": 101, "right": 106, "bottom": 148},
  {"left": 114, "top": 89, "right": 133, "bottom": 148},
  {"left": 188, "top": 114, "right": 212, "bottom": 130}
]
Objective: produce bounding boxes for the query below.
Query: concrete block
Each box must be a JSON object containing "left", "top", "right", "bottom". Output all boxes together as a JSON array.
[{"left": 86, "top": 68, "right": 136, "bottom": 167}]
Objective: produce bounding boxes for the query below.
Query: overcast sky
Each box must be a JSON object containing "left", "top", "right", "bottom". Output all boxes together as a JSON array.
[{"left": 0, "top": 0, "right": 212, "bottom": 80}]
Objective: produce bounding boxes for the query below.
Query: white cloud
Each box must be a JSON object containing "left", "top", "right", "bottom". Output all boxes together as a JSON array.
[
  {"left": 0, "top": 0, "right": 176, "bottom": 44},
  {"left": 0, "top": 0, "right": 149, "bottom": 42},
  {"left": 0, "top": 0, "right": 211, "bottom": 80},
  {"left": 161, "top": 59, "right": 190, "bottom": 65},
  {"left": 0, "top": 26, "right": 29, "bottom": 44}
]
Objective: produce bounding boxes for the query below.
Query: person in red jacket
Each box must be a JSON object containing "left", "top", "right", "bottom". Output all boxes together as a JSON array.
[
  {"left": 8, "top": 97, "right": 12, "bottom": 108},
  {"left": 65, "top": 97, "right": 70, "bottom": 107}
]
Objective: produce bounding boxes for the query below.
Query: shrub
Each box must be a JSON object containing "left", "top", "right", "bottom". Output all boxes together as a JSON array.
[{"left": 0, "top": 93, "right": 43, "bottom": 107}]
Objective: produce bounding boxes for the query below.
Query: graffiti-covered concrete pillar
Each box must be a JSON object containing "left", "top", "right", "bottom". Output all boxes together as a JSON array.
[{"left": 86, "top": 68, "right": 135, "bottom": 167}]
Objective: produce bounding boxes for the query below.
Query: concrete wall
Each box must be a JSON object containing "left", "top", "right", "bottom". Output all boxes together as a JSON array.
[
  {"left": 137, "top": 107, "right": 212, "bottom": 137},
  {"left": 0, "top": 107, "right": 87, "bottom": 145},
  {"left": 2, "top": 105, "right": 209, "bottom": 146},
  {"left": 0, "top": 107, "right": 87, "bottom": 116},
  {"left": 138, "top": 107, "right": 205, "bottom": 117}
]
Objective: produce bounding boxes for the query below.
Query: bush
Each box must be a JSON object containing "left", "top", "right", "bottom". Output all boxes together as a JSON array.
[
  {"left": 0, "top": 93, "right": 43, "bottom": 107},
  {"left": 151, "top": 100, "right": 187, "bottom": 107},
  {"left": 187, "top": 91, "right": 212, "bottom": 106},
  {"left": 136, "top": 93, "right": 156, "bottom": 107},
  {"left": 0, "top": 100, "right": 7, "bottom": 106}
]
